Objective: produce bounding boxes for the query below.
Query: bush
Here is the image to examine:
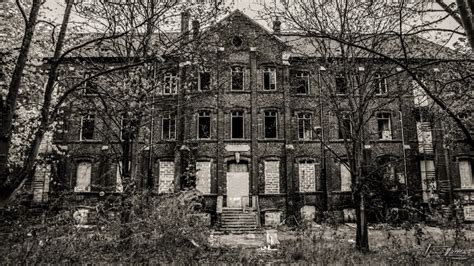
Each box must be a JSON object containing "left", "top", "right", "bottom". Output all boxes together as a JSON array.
[{"left": 0, "top": 191, "right": 211, "bottom": 263}]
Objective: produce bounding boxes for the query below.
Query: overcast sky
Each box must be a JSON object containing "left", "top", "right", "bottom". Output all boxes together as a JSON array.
[{"left": 43, "top": 0, "right": 462, "bottom": 47}]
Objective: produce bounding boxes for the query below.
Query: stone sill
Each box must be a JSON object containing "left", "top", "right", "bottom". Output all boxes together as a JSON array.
[
  {"left": 257, "top": 139, "right": 285, "bottom": 142},
  {"left": 454, "top": 188, "right": 474, "bottom": 192},
  {"left": 331, "top": 191, "right": 352, "bottom": 194},
  {"left": 258, "top": 90, "right": 283, "bottom": 94},
  {"left": 259, "top": 193, "right": 286, "bottom": 197},
  {"left": 223, "top": 139, "right": 252, "bottom": 143},
  {"left": 292, "top": 140, "right": 321, "bottom": 144},
  {"left": 295, "top": 191, "right": 324, "bottom": 195}
]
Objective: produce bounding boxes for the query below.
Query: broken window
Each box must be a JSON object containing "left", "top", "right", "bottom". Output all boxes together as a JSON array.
[
  {"left": 263, "top": 67, "right": 277, "bottom": 90},
  {"left": 75, "top": 162, "right": 92, "bottom": 192},
  {"left": 198, "top": 111, "right": 211, "bottom": 139},
  {"left": 231, "top": 66, "right": 244, "bottom": 91},
  {"left": 416, "top": 121, "right": 433, "bottom": 153},
  {"left": 164, "top": 72, "right": 178, "bottom": 94},
  {"left": 83, "top": 72, "right": 98, "bottom": 95},
  {"left": 264, "top": 111, "right": 277, "bottom": 139},
  {"left": 80, "top": 114, "right": 95, "bottom": 141},
  {"left": 377, "top": 113, "right": 392, "bottom": 140},
  {"left": 293, "top": 70, "right": 309, "bottom": 94},
  {"left": 413, "top": 75, "right": 428, "bottom": 107},
  {"left": 199, "top": 72, "right": 211, "bottom": 91},
  {"left": 297, "top": 113, "right": 312, "bottom": 140},
  {"left": 162, "top": 114, "right": 176, "bottom": 140},
  {"left": 231, "top": 111, "right": 244, "bottom": 139}
]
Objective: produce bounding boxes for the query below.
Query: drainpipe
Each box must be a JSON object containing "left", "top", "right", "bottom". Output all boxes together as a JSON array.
[{"left": 399, "top": 110, "right": 409, "bottom": 196}]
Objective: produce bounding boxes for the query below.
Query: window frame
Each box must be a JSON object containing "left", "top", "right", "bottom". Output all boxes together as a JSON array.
[
  {"left": 459, "top": 159, "right": 474, "bottom": 189},
  {"left": 293, "top": 70, "right": 310, "bottom": 94},
  {"left": 374, "top": 73, "right": 388, "bottom": 95},
  {"left": 338, "top": 112, "right": 352, "bottom": 140},
  {"left": 297, "top": 112, "right": 312, "bottom": 140},
  {"left": 163, "top": 72, "right": 178, "bottom": 95},
  {"left": 231, "top": 110, "right": 245, "bottom": 139},
  {"left": 377, "top": 112, "right": 392, "bottom": 140},
  {"left": 335, "top": 72, "right": 348, "bottom": 95},
  {"left": 263, "top": 67, "right": 277, "bottom": 91},
  {"left": 197, "top": 110, "right": 211, "bottom": 139},
  {"left": 75, "top": 161, "right": 92, "bottom": 192},
  {"left": 264, "top": 110, "right": 278, "bottom": 139},
  {"left": 231, "top": 66, "right": 244, "bottom": 91},
  {"left": 83, "top": 72, "right": 98, "bottom": 96},
  {"left": 161, "top": 113, "right": 176, "bottom": 140},
  {"left": 198, "top": 71, "right": 211, "bottom": 91},
  {"left": 80, "top": 113, "right": 95, "bottom": 141}
]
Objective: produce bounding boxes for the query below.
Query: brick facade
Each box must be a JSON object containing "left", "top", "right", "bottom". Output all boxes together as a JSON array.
[{"left": 48, "top": 10, "right": 474, "bottom": 223}]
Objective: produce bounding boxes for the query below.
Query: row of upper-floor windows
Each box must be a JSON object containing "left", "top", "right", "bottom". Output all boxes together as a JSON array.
[
  {"left": 81, "top": 68, "right": 390, "bottom": 96},
  {"left": 77, "top": 111, "right": 398, "bottom": 142}
]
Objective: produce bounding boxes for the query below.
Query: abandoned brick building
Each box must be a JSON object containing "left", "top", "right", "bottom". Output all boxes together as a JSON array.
[{"left": 31, "top": 10, "right": 474, "bottom": 227}]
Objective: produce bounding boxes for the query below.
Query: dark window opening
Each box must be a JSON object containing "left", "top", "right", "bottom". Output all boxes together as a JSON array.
[
  {"left": 81, "top": 114, "right": 95, "bottom": 140},
  {"left": 264, "top": 111, "right": 277, "bottom": 139},
  {"left": 231, "top": 111, "right": 244, "bottom": 139},
  {"left": 297, "top": 113, "right": 312, "bottom": 140},
  {"left": 293, "top": 71, "right": 309, "bottom": 94},
  {"left": 199, "top": 72, "right": 211, "bottom": 91},
  {"left": 377, "top": 113, "right": 392, "bottom": 140},
  {"left": 263, "top": 67, "right": 276, "bottom": 90},
  {"left": 121, "top": 114, "right": 138, "bottom": 141},
  {"left": 84, "top": 72, "right": 98, "bottom": 95},
  {"left": 335, "top": 73, "right": 347, "bottom": 94},
  {"left": 162, "top": 114, "right": 176, "bottom": 140},
  {"left": 338, "top": 113, "right": 351, "bottom": 139},
  {"left": 374, "top": 73, "right": 388, "bottom": 95},
  {"left": 231, "top": 67, "right": 244, "bottom": 91},
  {"left": 198, "top": 111, "right": 211, "bottom": 139},
  {"left": 232, "top": 36, "right": 243, "bottom": 47}
]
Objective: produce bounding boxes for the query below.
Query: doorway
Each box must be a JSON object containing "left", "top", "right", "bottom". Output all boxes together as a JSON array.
[{"left": 226, "top": 161, "right": 249, "bottom": 208}]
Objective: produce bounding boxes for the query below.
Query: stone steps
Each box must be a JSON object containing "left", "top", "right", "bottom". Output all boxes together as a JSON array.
[{"left": 220, "top": 208, "right": 258, "bottom": 233}]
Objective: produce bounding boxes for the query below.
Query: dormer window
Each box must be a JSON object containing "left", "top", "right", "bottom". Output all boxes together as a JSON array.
[{"left": 232, "top": 36, "right": 243, "bottom": 47}]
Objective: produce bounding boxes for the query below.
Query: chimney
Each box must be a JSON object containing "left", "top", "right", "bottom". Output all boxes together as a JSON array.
[
  {"left": 192, "top": 20, "right": 200, "bottom": 40},
  {"left": 181, "top": 10, "right": 190, "bottom": 43},
  {"left": 273, "top": 16, "right": 281, "bottom": 35}
]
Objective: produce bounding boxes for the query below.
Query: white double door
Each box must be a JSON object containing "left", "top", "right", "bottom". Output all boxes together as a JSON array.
[{"left": 226, "top": 162, "right": 249, "bottom": 208}]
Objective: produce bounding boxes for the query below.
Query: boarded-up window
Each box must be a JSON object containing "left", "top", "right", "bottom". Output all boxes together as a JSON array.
[
  {"left": 158, "top": 161, "right": 174, "bottom": 193},
  {"left": 299, "top": 160, "right": 315, "bottom": 192},
  {"left": 75, "top": 162, "right": 92, "bottom": 192},
  {"left": 340, "top": 162, "right": 352, "bottom": 191},
  {"left": 417, "top": 122, "right": 433, "bottom": 153},
  {"left": 459, "top": 160, "right": 473, "bottom": 189},
  {"left": 196, "top": 161, "right": 211, "bottom": 194},
  {"left": 420, "top": 160, "right": 437, "bottom": 202},
  {"left": 264, "top": 161, "right": 280, "bottom": 194}
]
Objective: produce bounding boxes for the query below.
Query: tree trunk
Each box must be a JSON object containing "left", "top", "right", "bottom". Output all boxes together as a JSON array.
[
  {"left": 0, "top": 0, "right": 42, "bottom": 191},
  {"left": 1, "top": 0, "right": 73, "bottom": 203},
  {"left": 355, "top": 193, "right": 369, "bottom": 253}
]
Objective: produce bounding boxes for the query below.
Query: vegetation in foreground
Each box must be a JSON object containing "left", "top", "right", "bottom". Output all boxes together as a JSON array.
[{"left": 0, "top": 192, "right": 472, "bottom": 264}]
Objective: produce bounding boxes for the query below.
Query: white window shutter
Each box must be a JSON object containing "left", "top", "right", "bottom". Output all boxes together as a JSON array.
[
  {"left": 459, "top": 160, "right": 473, "bottom": 188},
  {"left": 75, "top": 162, "right": 92, "bottom": 192},
  {"left": 340, "top": 163, "right": 351, "bottom": 191}
]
